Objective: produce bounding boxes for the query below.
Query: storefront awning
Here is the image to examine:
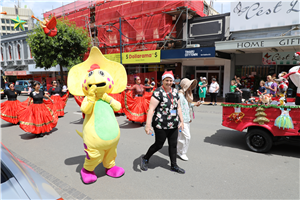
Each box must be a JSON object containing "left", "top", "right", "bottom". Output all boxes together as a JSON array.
[
  {"left": 28, "top": 64, "right": 68, "bottom": 73},
  {"left": 215, "top": 35, "right": 300, "bottom": 54}
]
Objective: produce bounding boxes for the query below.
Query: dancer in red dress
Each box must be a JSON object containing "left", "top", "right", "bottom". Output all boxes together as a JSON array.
[
  {"left": 48, "top": 80, "right": 65, "bottom": 117},
  {"left": 0, "top": 82, "right": 28, "bottom": 124},
  {"left": 124, "top": 76, "right": 152, "bottom": 124},
  {"left": 60, "top": 81, "right": 69, "bottom": 107},
  {"left": 18, "top": 81, "right": 58, "bottom": 137}
]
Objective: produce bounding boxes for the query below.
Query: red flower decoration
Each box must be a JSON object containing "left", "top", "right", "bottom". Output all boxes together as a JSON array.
[{"left": 52, "top": 88, "right": 55, "bottom": 91}]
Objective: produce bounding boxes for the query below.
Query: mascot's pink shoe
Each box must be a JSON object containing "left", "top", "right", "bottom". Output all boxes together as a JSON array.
[
  {"left": 81, "top": 168, "right": 97, "bottom": 184},
  {"left": 106, "top": 166, "right": 125, "bottom": 178}
]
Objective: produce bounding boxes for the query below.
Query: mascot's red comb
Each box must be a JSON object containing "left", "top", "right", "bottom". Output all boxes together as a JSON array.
[{"left": 88, "top": 64, "right": 100, "bottom": 72}]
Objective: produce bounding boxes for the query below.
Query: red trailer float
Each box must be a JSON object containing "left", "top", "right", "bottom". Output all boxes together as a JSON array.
[{"left": 222, "top": 103, "right": 300, "bottom": 153}]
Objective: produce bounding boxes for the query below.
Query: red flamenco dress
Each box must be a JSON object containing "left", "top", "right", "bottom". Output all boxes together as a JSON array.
[
  {"left": 18, "top": 90, "right": 58, "bottom": 134},
  {"left": 108, "top": 91, "right": 125, "bottom": 114},
  {"left": 61, "top": 91, "right": 69, "bottom": 108},
  {"left": 124, "top": 84, "right": 152, "bottom": 123},
  {"left": 1, "top": 89, "right": 26, "bottom": 124},
  {"left": 48, "top": 87, "right": 65, "bottom": 117}
]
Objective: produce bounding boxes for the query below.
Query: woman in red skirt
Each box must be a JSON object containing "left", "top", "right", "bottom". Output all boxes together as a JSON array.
[
  {"left": 0, "top": 82, "right": 28, "bottom": 124},
  {"left": 109, "top": 91, "right": 125, "bottom": 115},
  {"left": 48, "top": 80, "right": 65, "bottom": 117},
  {"left": 18, "top": 81, "right": 58, "bottom": 137},
  {"left": 124, "top": 76, "right": 152, "bottom": 125}
]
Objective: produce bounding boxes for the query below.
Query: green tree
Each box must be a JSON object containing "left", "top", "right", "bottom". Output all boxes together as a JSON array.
[{"left": 27, "top": 17, "right": 91, "bottom": 84}]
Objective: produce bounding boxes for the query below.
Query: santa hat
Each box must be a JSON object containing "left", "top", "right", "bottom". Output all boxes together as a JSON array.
[
  {"left": 162, "top": 71, "right": 174, "bottom": 81},
  {"left": 295, "top": 52, "right": 300, "bottom": 56}
]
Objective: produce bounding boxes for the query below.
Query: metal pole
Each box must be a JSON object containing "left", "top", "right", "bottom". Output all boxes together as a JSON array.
[
  {"left": 119, "top": 17, "right": 122, "bottom": 64},
  {"left": 186, "top": 7, "right": 188, "bottom": 46}
]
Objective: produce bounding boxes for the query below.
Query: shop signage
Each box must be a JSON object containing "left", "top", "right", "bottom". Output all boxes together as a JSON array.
[
  {"left": 262, "top": 52, "right": 300, "bottom": 65},
  {"left": 161, "top": 47, "right": 215, "bottom": 59},
  {"left": 104, "top": 50, "right": 160, "bottom": 64},
  {"left": 216, "top": 36, "right": 300, "bottom": 50},
  {"left": 5, "top": 71, "right": 27, "bottom": 76},
  {"left": 230, "top": 1, "right": 300, "bottom": 31}
]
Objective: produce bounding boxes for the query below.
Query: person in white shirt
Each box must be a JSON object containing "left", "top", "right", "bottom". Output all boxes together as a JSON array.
[{"left": 208, "top": 78, "right": 219, "bottom": 106}]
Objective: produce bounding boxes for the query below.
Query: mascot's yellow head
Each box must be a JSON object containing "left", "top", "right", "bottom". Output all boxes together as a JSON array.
[{"left": 68, "top": 47, "right": 127, "bottom": 96}]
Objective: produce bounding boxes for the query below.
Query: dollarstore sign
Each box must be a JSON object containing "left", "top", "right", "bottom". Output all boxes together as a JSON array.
[{"left": 104, "top": 50, "right": 160, "bottom": 64}]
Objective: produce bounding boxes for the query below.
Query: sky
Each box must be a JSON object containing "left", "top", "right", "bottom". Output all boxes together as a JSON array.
[{"left": 0, "top": 0, "right": 231, "bottom": 20}]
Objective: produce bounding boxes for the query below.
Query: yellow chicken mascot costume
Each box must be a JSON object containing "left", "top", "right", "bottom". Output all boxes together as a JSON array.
[{"left": 68, "top": 47, "right": 127, "bottom": 184}]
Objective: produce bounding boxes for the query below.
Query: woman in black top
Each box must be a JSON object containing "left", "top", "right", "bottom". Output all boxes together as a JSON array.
[
  {"left": 18, "top": 81, "right": 58, "bottom": 137},
  {"left": 0, "top": 82, "right": 27, "bottom": 124},
  {"left": 48, "top": 80, "right": 66, "bottom": 117},
  {"left": 141, "top": 71, "right": 185, "bottom": 174}
]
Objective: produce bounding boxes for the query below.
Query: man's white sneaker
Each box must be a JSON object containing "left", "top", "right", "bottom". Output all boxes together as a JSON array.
[{"left": 178, "top": 154, "right": 189, "bottom": 161}]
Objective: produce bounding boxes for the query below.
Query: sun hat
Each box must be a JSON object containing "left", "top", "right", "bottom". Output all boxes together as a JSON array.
[
  {"left": 162, "top": 71, "right": 174, "bottom": 81},
  {"left": 180, "top": 78, "right": 197, "bottom": 92},
  {"left": 212, "top": 78, "right": 216, "bottom": 81},
  {"left": 203, "top": 77, "right": 206, "bottom": 80}
]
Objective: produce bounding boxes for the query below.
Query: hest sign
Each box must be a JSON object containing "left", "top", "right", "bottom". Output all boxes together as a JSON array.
[{"left": 230, "top": 1, "right": 300, "bottom": 31}]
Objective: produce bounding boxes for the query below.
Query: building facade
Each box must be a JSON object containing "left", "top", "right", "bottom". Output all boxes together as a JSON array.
[
  {"left": 215, "top": 1, "right": 300, "bottom": 96},
  {"left": 1, "top": 6, "right": 35, "bottom": 36},
  {"left": 0, "top": 31, "right": 67, "bottom": 87}
]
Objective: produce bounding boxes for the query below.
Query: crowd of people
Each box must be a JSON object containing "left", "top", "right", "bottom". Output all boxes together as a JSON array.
[{"left": 1, "top": 80, "right": 69, "bottom": 137}]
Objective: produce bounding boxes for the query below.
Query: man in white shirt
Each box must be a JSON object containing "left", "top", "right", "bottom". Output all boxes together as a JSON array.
[{"left": 208, "top": 78, "right": 219, "bottom": 106}]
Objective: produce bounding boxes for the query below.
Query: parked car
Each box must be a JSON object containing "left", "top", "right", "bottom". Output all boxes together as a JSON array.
[
  {"left": 1, "top": 142, "right": 63, "bottom": 200},
  {"left": 14, "top": 80, "right": 43, "bottom": 92}
]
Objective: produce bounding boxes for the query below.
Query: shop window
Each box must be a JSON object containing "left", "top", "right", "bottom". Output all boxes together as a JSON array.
[
  {"left": 2, "top": 26, "right": 5, "bottom": 30},
  {"left": 1, "top": 19, "right": 5, "bottom": 23},
  {"left": 17, "top": 44, "right": 21, "bottom": 59},
  {"left": 6, "top": 19, "right": 9, "bottom": 24},
  {"left": 25, "top": 27, "right": 28, "bottom": 31},
  {"left": 29, "top": 47, "right": 33, "bottom": 58},
  {"left": 7, "top": 26, "right": 10, "bottom": 31},
  {"left": 8, "top": 46, "right": 12, "bottom": 60},
  {"left": 1, "top": 47, "right": 3, "bottom": 61}
]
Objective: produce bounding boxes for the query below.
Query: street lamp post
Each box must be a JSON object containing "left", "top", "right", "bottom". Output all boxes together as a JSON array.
[
  {"left": 119, "top": 17, "right": 122, "bottom": 64},
  {"left": 97, "top": 17, "right": 123, "bottom": 64}
]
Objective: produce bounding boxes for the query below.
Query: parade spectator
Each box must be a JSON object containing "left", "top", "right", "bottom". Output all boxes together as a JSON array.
[
  {"left": 27, "top": 80, "right": 34, "bottom": 95},
  {"left": 258, "top": 80, "right": 267, "bottom": 94},
  {"left": 198, "top": 77, "right": 207, "bottom": 103},
  {"left": 174, "top": 75, "right": 181, "bottom": 90},
  {"left": 61, "top": 80, "right": 68, "bottom": 96},
  {"left": 230, "top": 80, "right": 242, "bottom": 93},
  {"left": 265, "top": 75, "right": 273, "bottom": 94},
  {"left": 269, "top": 77, "right": 277, "bottom": 97},
  {"left": 144, "top": 78, "right": 151, "bottom": 92},
  {"left": 177, "top": 78, "right": 200, "bottom": 161},
  {"left": 236, "top": 77, "right": 242, "bottom": 89},
  {"left": 150, "top": 77, "right": 155, "bottom": 88},
  {"left": 142, "top": 71, "right": 185, "bottom": 174},
  {"left": 208, "top": 78, "right": 219, "bottom": 106},
  {"left": 1, "top": 67, "right": 5, "bottom": 89},
  {"left": 42, "top": 78, "right": 47, "bottom": 91}
]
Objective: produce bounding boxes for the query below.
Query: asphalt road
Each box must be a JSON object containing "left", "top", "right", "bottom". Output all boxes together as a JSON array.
[{"left": 1, "top": 95, "right": 299, "bottom": 199}]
